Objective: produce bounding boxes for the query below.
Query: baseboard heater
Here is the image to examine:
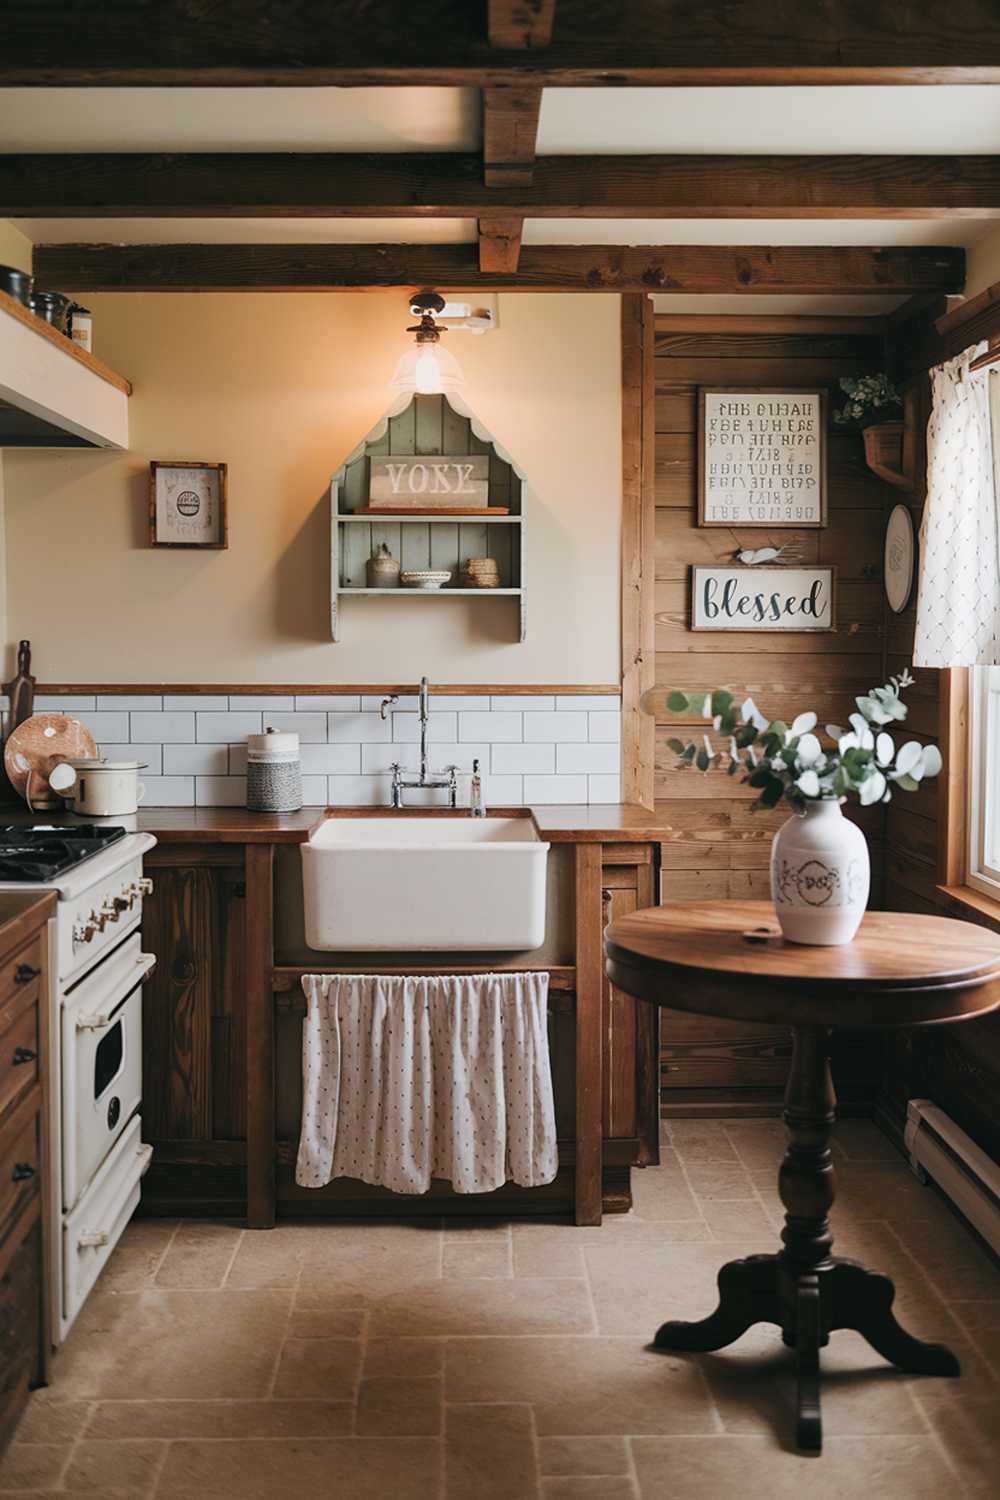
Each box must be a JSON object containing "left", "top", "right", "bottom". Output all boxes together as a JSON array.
[{"left": 904, "top": 1099, "right": 1000, "bottom": 1258}]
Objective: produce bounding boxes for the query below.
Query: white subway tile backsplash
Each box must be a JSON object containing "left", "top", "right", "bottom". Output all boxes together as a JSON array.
[
  {"left": 261, "top": 711, "right": 327, "bottom": 742},
  {"left": 523, "top": 774, "right": 589, "bottom": 804},
  {"left": 557, "top": 695, "right": 622, "bottom": 711},
  {"left": 33, "top": 695, "right": 96, "bottom": 711},
  {"left": 228, "top": 695, "right": 296, "bottom": 711},
  {"left": 490, "top": 742, "right": 555, "bottom": 775},
  {"left": 556, "top": 742, "right": 621, "bottom": 774},
  {"left": 330, "top": 711, "right": 391, "bottom": 744},
  {"left": 296, "top": 695, "right": 360, "bottom": 711},
  {"left": 164, "top": 744, "right": 230, "bottom": 775},
  {"left": 491, "top": 695, "right": 554, "bottom": 712},
  {"left": 97, "top": 694, "right": 162, "bottom": 711},
  {"left": 195, "top": 711, "right": 261, "bottom": 741},
  {"left": 392, "top": 711, "right": 458, "bottom": 743},
  {"left": 588, "top": 711, "right": 622, "bottom": 743},
  {"left": 523, "top": 712, "right": 588, "bottom": 743},
  {"left": 195, "top": 776, "right": 246, "bottom": 807},
  {"left": 131, "top": 711, "right": 195, "bottom": 743},
  {"left": 79, "top": 712, "right": 130, "bottom": 742},
  {"left": 76, "top": 690, "right": 622, "bottom": 806},
  {"left": 300, "top": 742, "right": 362, "bottom": 775},
  {"left": 141, "top": 776, "right": 195, "bottom": 806},
  {"left": 459, "top": 711, "right": 522, "bottom": 742},
  {"left": 163, "top": 695, "right": 230, "bottom": 711}
]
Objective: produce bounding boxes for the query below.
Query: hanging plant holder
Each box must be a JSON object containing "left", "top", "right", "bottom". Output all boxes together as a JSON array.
[{"left": 861, "top": 389, "right": 916, "bottom": 491}]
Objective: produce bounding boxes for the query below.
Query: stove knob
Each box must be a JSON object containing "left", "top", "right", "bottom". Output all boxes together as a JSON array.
[
  {"left": 100, "top": 901, "right": 119, "bottom": 925},
  {"left": 113, "top": 895, "right": 131, "bottom": 915},
  {"left": 136, "top": 877, "right": 154, "bottom": 898},
  {"left": 73, "top": 917, "right": 98, "bottom": 944}
]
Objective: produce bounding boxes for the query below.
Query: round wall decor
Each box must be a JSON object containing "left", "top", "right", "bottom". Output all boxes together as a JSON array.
[{"left": 884, "top": 503, "right": 916, "bottom": 614}]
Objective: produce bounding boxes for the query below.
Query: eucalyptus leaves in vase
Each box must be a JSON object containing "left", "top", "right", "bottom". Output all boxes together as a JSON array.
[{"left": 664, "top": 670, "right": 940, "bottom": 945}]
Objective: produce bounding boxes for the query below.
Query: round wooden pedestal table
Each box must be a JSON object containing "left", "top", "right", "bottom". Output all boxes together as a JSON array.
[{"left": 604, "top": 899, "right": 1000, "bottom": 1453}]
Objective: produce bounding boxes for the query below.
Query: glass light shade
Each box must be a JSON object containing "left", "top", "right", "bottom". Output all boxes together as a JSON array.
[{"left": 390, "top": 340, "right": 465, "bottom": 396}]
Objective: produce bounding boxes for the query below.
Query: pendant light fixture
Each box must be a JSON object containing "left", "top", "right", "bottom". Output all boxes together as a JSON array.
[{"left": 390, "top": 290, "right": 465, "bottom": 396}]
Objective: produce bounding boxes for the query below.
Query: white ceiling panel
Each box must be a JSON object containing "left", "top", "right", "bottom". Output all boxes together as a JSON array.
[
  {"left": 0, "top": 87, "right": 479, "bottom": 152},
  {"left": 523, "top": 218, "right": 985, "bottom": 248},
  {"left": 14, "top": 217, "right": 478, "bottom": 245},
  {"left": 538, "top": 86, "right": 1000, "bottom": 155}
]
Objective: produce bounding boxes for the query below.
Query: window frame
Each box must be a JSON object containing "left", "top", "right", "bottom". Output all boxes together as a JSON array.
[{"left": 967, "top": 665, "right": 1000, "bottom": 898}]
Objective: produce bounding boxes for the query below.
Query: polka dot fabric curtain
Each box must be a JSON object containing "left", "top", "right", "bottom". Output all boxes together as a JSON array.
[{"left": 914, "top": 342, "right": 1000, "bottom": 667}]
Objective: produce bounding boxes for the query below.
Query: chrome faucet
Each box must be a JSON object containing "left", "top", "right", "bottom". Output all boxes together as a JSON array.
[{"left": 389, "top": 676, "right": 459, "bottom": 808}]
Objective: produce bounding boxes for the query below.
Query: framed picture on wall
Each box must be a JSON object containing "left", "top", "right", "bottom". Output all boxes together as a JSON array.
[
  {"left": 698, "top": 388, "right": 828, "bottom": 528},
  {"left": 691, "top": 564, "right": 837, "bottom": 632},
  {"left": 149, "top": 461, "right": 228, "bottom": 549}
]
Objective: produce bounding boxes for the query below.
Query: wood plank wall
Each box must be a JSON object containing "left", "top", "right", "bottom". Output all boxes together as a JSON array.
[
  {"left": 653, "top": 324, "right": 893, "bottom": 1111},
  {"left": 653, "top": 325, "right": 891, "bottom": 898}
]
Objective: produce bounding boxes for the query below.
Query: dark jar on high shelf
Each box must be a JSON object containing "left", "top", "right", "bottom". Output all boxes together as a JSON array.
[
  {"left": 29, "top": 289, "right": 72, "bottom": 333},
  {"left": 0, "top": 264, "right": 33, "bottom": 307}
]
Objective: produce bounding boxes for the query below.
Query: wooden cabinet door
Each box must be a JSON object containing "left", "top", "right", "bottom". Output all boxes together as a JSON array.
[{"left": 602, "top": 846, "right": 660, "bottom": 1165}]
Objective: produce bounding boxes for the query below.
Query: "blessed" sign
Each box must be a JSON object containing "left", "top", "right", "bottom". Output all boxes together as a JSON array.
[
  {"left": 691, "top": 565, "right": 836, "bottom": 632},
  {"left": 369, "top": 454, "right": 489, "bottom": 508}
]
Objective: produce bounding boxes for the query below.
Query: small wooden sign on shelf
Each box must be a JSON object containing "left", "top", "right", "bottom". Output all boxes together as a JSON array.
[
  {"left": 368, "top": 454, "right": 490, "bottom": 509},
  {"left": 698, "top": 388, "right": 827, "bottom": 528},
  {"left": 355, "top": 506, "right": 510, "bottom": 517}
]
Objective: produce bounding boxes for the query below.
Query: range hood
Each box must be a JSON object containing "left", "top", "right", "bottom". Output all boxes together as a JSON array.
[{"left": 0, "top": 290, "right": 129, "bottom": 449}]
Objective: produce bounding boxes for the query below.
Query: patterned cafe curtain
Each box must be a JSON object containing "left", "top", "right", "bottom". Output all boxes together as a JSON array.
[{"left": 913, "top": 342, "right": 1000, "bottom": 667}]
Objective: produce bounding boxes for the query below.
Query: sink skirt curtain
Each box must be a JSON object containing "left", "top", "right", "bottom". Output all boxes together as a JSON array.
[{"left": 295, "top": 971, "right": 558, "bottom": 1195}]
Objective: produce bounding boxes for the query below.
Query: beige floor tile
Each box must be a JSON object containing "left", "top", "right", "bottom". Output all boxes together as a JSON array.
[
  {"left": 629, "top": 1165, "right": 703, "bottom": 1222},
  {"left": 442, "top": 1242, "right": 512, "bottom": 1278},
  {"left": 721, "top": 1121, "right": 790, "bottom": 1172},
  {"left": 584, "top": 1238, "right": 775, "bottom": 1336},
  {"left": 537, "top": 1436, "right": 630, "bottom": 1475},
  {"left": 14, "top": 1397, "right": 92, "bottom": 1443},
  {"left": 225, "top": 1230, "right": 304, "bottom": 1288},
  {"left": 443, "top": 1217, "right": 512, "bottom": 1240},
  {"left": 85, "top": 1399, "right": 352, "bottom": 1439},
  {"left": 63, "top": 1438, "right": 166, "bottom": 1493},
  {"left": 356, "top": 1376, "right": 442, "bottom": 1435},
  {"left": 890, "top": 1212, "right": 1000, "bottom": 1301},
  {"left": 834, "top": 1163, "right": 947, "bottom": 1221},
  {"left": 369, "top": 1277, "right": 594, "bottom": 1337},
  {"left": 95, "top": 1220, "right": 179, "bottom": 1292},
  {"left": 700, "top": 1324, "right": 927, "bottom": 1437},
  {"left": 915, "top": 1392, "right": 1000, "bottom": 1499},
  {"left": 154, "top": 1222, "right": 242, "bottom": 1289},
  {"left": 542, "top": 1480, "right": 635, "bottom": 1499},
  {"left": 663, "top": 1128, "right": 740, "bottom": 1165},
  {"left": 43, "top": 1291, "right": 141, "bottom": 1400},
  {"left": 445, "top": 1337, "right": 716, "bottom": 1435},
  {"left": 272, "top": 1338, "right": 361, "bottom": 1399},
  {"left": 0, "top": 1442, "right": 68, "bottom": 1490},
  {"left": 364, "top": 1337, "right": 445, "bottom": 1379},
  {"left": 157, "top": 1437, "right": 441, "bottom": 1499},
  {"left": 830, "top": 1221, "right": 965, "bottom": 1340},
  {"left": 700, "top": 1201, "right": 775, "bottom": 1241},
  {"left": 512, "top": 1225, "right": 587, "bottom": 1279},
  {"left": 681, "top": 1161, "right": 756, "bottom": 1201},
  {"left": 446, "top": 1404, "right": 539, "bottom": 1500},
  {"left": 631, "top": 1434, "right": 959, "bottom": 1499},
  {"left": 90, "top": 1289, "right": 293, "bottom": 1399},
  {"left": 834, "top": 1118, "right": 902, "bottom": 1161},
  {"left": 287, "top": 1306, "right": 365, "bottom": 1337}
]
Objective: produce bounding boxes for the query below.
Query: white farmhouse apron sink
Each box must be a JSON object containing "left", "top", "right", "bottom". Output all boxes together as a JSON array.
[{"left": 301, "top": 816, "right": 549, "bottom": 951}]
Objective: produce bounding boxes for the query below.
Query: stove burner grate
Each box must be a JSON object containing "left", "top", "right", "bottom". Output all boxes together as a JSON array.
[{"left": 0, "top": 825, "right": 128, "bottom": 882}]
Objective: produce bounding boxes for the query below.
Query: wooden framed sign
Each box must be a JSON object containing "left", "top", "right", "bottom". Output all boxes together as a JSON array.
[
  {"left": 691, "top": 565, "right": 836, "bottom": 632},
  {"left": 149, "top": 461, "right": 228, "bottom": 548},
  {"left": 698, "top": 387, "right": 827, "bottom": 528},
  {"left": 368, "top": 454, "right": 489, "bottom": 509}
]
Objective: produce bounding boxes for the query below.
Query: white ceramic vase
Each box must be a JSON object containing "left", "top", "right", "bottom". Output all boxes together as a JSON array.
[{"left": 770, "top": 799, "right": 870, "bottom": 946}]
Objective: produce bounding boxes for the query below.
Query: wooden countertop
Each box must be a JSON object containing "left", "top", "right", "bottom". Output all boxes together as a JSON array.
[
  {"left": 0, "top": 890, "right": 57, "bottom": 954},
  {"left": 134, "top": 804, "right": 672, "bottom": 845}
]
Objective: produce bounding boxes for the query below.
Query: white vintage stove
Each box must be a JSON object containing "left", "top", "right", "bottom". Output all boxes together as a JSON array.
[{"left": 0, "top": 824, "right": 156, "bottom": 1341}]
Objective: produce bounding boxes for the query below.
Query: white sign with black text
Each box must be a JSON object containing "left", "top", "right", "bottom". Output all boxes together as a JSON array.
[
  {"left": 698, "top": 388, "right": 827, "bottom": 527},
  {"left": 691, "top": 565, "right": 836, "bottom": 632}
]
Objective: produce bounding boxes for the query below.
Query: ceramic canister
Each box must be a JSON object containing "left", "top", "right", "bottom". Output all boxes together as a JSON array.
[
  {"left": 49, "top": 758, "right": 146, "bottom": 817},
  {"left": 247, "top": 728, "right": 302, "bottom": 812},
  {"left": 770, "top": 799, "right": 871, "bottom": 946}
]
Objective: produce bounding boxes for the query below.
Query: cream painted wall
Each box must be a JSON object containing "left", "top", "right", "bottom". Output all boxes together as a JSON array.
[
  {"left": 0, "top": 220, "right": 31, "bottom": 274},
  {"left": 966, "top": 224, "right": 1000, "bottom": 301},
  {"left": 4, "top": 293, "right": 621, "bottom": 684}
]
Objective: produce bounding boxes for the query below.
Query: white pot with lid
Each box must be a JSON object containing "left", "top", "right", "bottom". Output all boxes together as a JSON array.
[{"left": 48, "top": 758, "right": 146, "bottom": 817}]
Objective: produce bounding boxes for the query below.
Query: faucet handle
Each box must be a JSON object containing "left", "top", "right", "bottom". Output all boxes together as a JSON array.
[{"left": 379, "top": 694, "right": 399, "bottom": 721}]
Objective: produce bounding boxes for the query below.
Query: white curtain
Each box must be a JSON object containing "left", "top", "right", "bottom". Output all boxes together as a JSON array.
[
  {"left": 914, "top": 341, "right": 1000, "bottom": 667},
  {"left": 296, "top": 972, "right": 558, "bottom": 1195}
]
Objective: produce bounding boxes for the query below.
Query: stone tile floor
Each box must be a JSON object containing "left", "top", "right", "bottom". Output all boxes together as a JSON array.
[{"left": 2, "top": 1117, "right": 998, "bottom": 1498}]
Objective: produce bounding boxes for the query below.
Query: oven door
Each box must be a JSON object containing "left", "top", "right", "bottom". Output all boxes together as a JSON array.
[{"left": 61, "top": 933, "right": 155, "bottom": 1212}]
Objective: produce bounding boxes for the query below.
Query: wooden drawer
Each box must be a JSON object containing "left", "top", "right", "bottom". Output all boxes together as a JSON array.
[
  {"left": 0, "top": 1102, "right": 40, "bottom": 1252},
  {"left": 0, "top": 999, "right": 39, "bottom": 1126},
  {"left": 0, "top": 936, "right": 42, "bottom": 1014}
]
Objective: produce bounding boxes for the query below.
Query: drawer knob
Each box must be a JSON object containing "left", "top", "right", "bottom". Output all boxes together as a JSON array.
[
  {"left": 14, "top": 963, "right": 40, "bottom": 984},
  {"left": 12, "top": 1046, "right": 36, "bottom": 1066},
  {"left": 12, "top": 1162, "right": 35, "bottom": 1182}
]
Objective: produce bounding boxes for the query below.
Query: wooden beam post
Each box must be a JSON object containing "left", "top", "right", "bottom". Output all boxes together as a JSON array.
[
  {"left": 621, "top": 293, "right": 656, "bottom": 810},
  {"left": 482, "top": 86, "right": 544, "bottom": 187},
  {"left": 245, "top": 843, "right": 275, "bottom": 1228},
  {"left": 575, "top": 842, "right": 604, "bottom": 1226},
  {"left": 478, "top": 216, "right": 525, "bottom": 274},
  {"left": 487, "top": 0, "right": 557, "bottom": 49}
]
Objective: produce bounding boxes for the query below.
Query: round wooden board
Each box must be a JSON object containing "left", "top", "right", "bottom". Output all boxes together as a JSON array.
[{"left": 3, "top": 713, "right": 98, "bottom": 809}]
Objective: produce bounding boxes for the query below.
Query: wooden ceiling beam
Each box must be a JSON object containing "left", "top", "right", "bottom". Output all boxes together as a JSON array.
[
  {"left": 487, "top": 1, "right": 557, "bottom": 50},
  {"left": 2, "top": 2, "right": 999, "bottom": 84},
  {"left": 482, "top": 88, "right": 544, "bottom": 189},
  {"left": 6, "top": 153, "right": 1000, "bottom": 218},
  {"left": 31, "top": 242, "right": 966, "bottom": 295},
  {"left": 478, "top": 218, "right": 526, "bottom": 274}
]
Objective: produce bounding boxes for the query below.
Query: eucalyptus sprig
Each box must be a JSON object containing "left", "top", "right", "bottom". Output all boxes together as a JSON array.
[
  {"left": 833, "top": 373, "right": 902, "bottom": 428},
  {"left": 664, "top": 670, "right": 941, "bottom": 811}
]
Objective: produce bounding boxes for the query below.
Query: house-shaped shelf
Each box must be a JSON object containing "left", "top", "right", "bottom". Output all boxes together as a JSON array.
[{"left": 330, "top": 393, "right": 526, "bottom": 641}]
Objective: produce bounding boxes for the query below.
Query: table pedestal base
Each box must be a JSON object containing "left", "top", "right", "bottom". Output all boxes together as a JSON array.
[
  {"left": 654, "top": 1252, "right": 959, "bottom": 1450},
  {"left": 653, "top": 1025, "right": 960, "bottom": 1451}
]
